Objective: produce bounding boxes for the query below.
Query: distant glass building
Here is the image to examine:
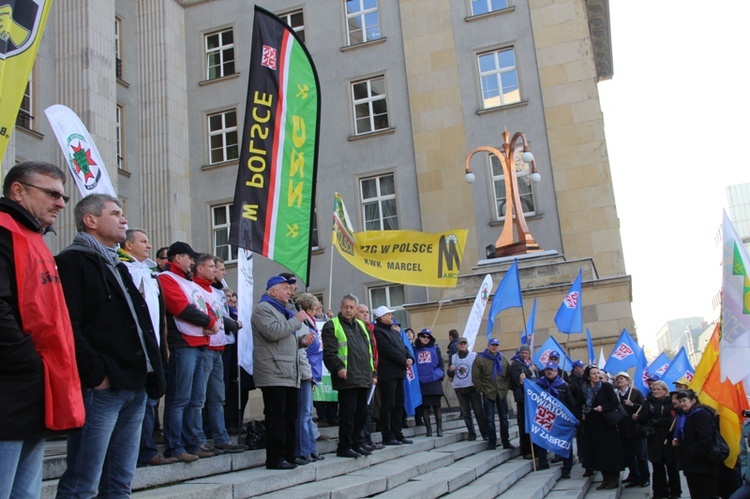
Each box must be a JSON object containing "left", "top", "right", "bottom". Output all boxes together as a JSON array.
[{"left": 727, "top": 183, "right": 750, "bottom": 252}]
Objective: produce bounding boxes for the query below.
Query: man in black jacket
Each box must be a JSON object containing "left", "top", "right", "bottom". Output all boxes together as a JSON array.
[
  {"left": 56, "top": 194, "right": 165, "bottom": 497},
  {"left": 372, "top": 305, "right": 413, "bottom": 445},
  {"left": 0, "top": 162, "right": 84, "bottom": 498},
  {"left": 614, "top": 371, "right": 650, "bottom": 488}
]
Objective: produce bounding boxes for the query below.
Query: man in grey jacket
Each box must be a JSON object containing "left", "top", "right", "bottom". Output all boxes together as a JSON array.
[{"left": 250, "top": 275, "right": 311, "bottom": 470}]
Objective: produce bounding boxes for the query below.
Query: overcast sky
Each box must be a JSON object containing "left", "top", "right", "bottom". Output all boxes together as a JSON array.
[{"left": 597, "top": 1, "right": 750, "bottom": 350}]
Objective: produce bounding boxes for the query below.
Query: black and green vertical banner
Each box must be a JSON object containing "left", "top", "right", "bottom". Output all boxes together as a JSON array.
[{"left": 230, "top": 5, "right": 320, "bottom": 284}]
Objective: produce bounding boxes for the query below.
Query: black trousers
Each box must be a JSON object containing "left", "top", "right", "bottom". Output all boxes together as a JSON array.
[
  {"left": 651, "top": 459, "right": 681, "bottom": 498},
  {"left": 513, "top": 388, "right": 529, "bottom": 453},
  {"left": 337, "top": 387, "right": 369, "bottom": 452},
  {"left": 622, "top": 437, "right": 650, "bottom": 484},
  {"left": 379, "top": 379, "right": 405, "bottom": 441},
  {"left": 457, "top": 387, "right": 488, "bottom": 439},
  {"left": 686, "top": 471, "right": 719, "bottom": 499},
  {"left": 261, "top": 386, "right": 298, "bottom": 466}
]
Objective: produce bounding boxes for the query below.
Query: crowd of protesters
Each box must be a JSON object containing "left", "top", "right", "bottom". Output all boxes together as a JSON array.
[{"left": 2, "top": 160, "right": 749, "bottom": 497}]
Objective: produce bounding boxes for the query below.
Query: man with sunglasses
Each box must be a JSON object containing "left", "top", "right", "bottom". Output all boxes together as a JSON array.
[{"left": 0, "top": 161, "right": 84, "bottom": 498}]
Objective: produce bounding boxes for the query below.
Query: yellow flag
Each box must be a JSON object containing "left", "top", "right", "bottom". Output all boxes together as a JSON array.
[
  {"left": 332, "top": 193, "right": 468, "bottom": 288},
  {"left": 0, "top": 0, "right": 54, "bottom": 164},
  {"left": 692, "top": 323, "right": 749, "bottom": 468}
]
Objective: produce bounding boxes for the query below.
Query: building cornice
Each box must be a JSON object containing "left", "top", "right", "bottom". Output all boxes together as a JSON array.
[{"left": 585, "top": 0, "right": 613, "bottom": 81}]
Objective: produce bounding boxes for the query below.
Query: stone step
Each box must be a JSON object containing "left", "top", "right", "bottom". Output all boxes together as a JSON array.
[
  {"left": 582, "top": 471, "right": 622, "bottom": 499},
  {"left": 546, "top": 466, "right": 596, "bottom": 499},
  {"left": 496, "top": 464, "right": 561, "bottom": 498},
  {"left": 438, "top": 452, "right": 532, "bottom": 499},
  {"left": 40, "top": 414, "right": 472, "bottom": 497}
]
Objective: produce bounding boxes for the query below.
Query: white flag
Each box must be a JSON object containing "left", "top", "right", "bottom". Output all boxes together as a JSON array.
[
  {"left": 44, "top": 104, "right": 116, "bottom": 197},
  {"left": 237, "top": 248, "right": 254, "bottom": 375},
  {"left": 720, "top": 210, "right": 750, "bottom": 383},
  {"left": 598, "top": 347, "right": 606, "bottom": 371},
  {"left": 462, "top": 274, "right": 493, "bottom": 351}
]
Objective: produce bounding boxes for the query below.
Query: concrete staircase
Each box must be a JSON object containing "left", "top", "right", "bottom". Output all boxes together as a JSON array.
[{"left": 41, "top": 413, "right": 630, "bottom": 498}]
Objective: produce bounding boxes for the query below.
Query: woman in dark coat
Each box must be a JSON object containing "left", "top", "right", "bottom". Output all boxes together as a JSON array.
[
  {"left": 676, "top": 389, "right": 719, "bottom": 498},
  {"left": 413, "top": 328, "right": 444, "bottom": 436},
  {"left": 644, "top": 380, "right": 681, "bottom": 499},
  {"left": 578, "top": 365, "right": 624, "bottom": 490}
]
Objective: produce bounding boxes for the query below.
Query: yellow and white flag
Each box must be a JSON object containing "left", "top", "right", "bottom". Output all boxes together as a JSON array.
[
  {"left": 0, "top": 0, "right": 53, "bottom": 165},
  {"left": 332, "top": 193, "right": 468, "bottom": 288}
]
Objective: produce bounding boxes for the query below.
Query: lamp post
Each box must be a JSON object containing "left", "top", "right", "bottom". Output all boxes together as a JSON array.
[{"left": 464, "top": 129, "right": 542, "bottom": 258}]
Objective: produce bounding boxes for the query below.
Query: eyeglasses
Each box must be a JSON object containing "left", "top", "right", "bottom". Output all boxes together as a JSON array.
[{"left": 19, "top": 182, "right": 70, "bottom": 203}]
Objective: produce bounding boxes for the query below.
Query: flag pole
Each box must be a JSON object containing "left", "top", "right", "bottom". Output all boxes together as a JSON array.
[
  {"left": 429, "top": 289, "right": 446, "bottom": 331},
  {"left": 327, "top": 239, "right": 334, "bottom": 315}
]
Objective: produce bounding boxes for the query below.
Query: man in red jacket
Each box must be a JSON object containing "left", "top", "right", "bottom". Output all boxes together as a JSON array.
[{"left": 0, "top": 162, "right": 84, "bottom": 498}]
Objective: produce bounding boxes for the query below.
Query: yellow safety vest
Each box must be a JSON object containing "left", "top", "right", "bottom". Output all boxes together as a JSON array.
[{"left": 331, "top": 316, "right": 374, "bottom": 371}]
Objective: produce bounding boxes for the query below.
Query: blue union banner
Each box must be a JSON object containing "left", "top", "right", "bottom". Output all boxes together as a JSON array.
[{"left": 523, "top": 379, "right": 579, "bottom": 458}]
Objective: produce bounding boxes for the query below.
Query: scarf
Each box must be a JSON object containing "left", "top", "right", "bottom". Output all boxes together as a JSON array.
[
  {"left": 74, "top": 231, "right": 119, "bottom": 265},
  {"left": 582, "top": 380, "right": 602, "bottom": 409},
  {"left": 259, "top": 293, "right": 295, "bottom": 319},
  {"left": 537, "top": 374, "right": 566, "bottom": 398},
  {"left": 478, "top": 349, "right": 504, "bottom": 380}
]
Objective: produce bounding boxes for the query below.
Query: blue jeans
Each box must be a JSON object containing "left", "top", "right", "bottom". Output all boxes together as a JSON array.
[
  {"left": 198, "top": 349, "right": 230, "bottom": 446},
  {"left": 483, "top": 394, "right": 510, "bottom": 447},
  {"left": 295, "top": 380, "right": 317, "bottom": 457},
  {"left": 0, "top": 438, "right": 45, "bottom": 499},
  {"left": 56, "top": 387, "right": 147, "bottom": 498},
  {"left": 138, "top": 397, "right": 159, "bottom": 463},
  {"left": 163, "top": 346, "right": 205, "bottom": 456}
]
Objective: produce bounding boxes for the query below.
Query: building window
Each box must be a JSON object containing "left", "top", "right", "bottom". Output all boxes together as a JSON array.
[
  {"left": 116, "top": 105, "right": 124, "bottom": 170},
  {"left": 311, "top": 203, "right": 319, "bottom": 249},
  {"left": 478, "top": 48, "right": 520, "bottom": 109},
  {"left": 16, "top": 75, "right": 32, "bottom": 129},
  {"left": 279, "top": 10, "right": 305, "bottom": 42},
  {"left": 115, "top": 18, "right": 123, "bottom": 79},
  {"left": 207, "top": 110, "right": 239, "bottom": 164},
  {"left": 352, "top": 76, "right": 388, "bottom": 135},
  {"left": 471, "top": 0, "right": 509, "bottom": 16},
  {"left": 369, "top": 284, "right": 406, "bottom": 326},
  {"left": 211, "top": 204, "right": 238, "bottom": 262},
  {"left": 490, "top": 149, "right": 537, "bottom": 220},
  {"left": 345, "top": 0, "right": 381, "bottom": 45},
  {"left": 205, "top": 29, "right": 235, "bottom": 80},
  {"left": 360, "top": 173, "right": 397, "bottom": 230}
]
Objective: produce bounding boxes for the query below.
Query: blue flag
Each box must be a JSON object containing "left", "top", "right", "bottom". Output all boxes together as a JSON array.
[
  {"left": 523, "top": 379, "right": 579, "bottom": 458},
  {"left": 533, "top": 336, "right": 572, "bottom": 371},
  {"left": 402, "top": 329, "right": 422, "bottom": 416},
  {"left": 487, "top": 259, "right": 523, "bottom": 338},
  {"left": 554, "top": 269, "right": 583, "bottom": 334},
  {"left": 633, "top": 347, "right": 649, "bottom": 394},
  {"left": 646, "top": 353, "right": 671, "bottom": 381},
  {"left": 521, "top": 298, "right": 537, "bottom": 357},
  {"left": 661, "top": 347, "right": 694, "bottom": 389},
  {"left": 586, "top": 328, "right": 595, "bottom": 366},
  {"left": 603, "top": 329, "right": 641, "bottom": 373}
]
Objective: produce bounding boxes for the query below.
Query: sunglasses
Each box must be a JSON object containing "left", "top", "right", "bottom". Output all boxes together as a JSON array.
[{"left": 20, "top": 182, "right": 70, "bottom": 203}]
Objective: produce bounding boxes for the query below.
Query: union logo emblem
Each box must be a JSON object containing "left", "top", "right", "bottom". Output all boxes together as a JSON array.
[{"left": 66, "top": 133, "right": 102, "bottom": 190}]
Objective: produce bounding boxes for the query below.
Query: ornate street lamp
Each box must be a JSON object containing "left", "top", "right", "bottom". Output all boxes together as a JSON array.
[{"left": 465, "top": 129, "right": 543, "bottom": 258}]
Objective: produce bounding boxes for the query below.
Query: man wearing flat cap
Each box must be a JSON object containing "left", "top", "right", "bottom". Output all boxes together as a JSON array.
[
  {"left": 614, "top": 371, "right": 650, "bottom": 488},
  {"left": 251, "top": 274, "right": 311, "bottom": 470},
  {"left": 158, "top": 241, "right": 220, "bottom": 463}
]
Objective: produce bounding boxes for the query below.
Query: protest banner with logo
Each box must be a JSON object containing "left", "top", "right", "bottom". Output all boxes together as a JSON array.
[
  {"left": 523, "top": 379, "right": 579, "bottom": 458},
  {"left": 462, "top": 274, "right": 492, "bottom": 351},
  {"left": 603, "top": 329, "right": 641, "bottom": 373},
  {"left": 331, "top": 193, "right": 468, "bottom": 288}
]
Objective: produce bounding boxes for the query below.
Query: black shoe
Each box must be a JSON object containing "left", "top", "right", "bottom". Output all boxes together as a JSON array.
[
  {"left": 398, "top": 438, "right": 413, "bottom": 444},
  {"left": 292, "top": 457, "right": 311, "bottom": 465},
  {"left": 353, "top": 446, "right": 372, "bottom": 456},
  {"left": 468, "top": 434, "right": 477, "bottom": 441},
  {"left": 310, "top": 453, "right": 325, "bottom": 461},
  {"left": 502, "top": 443, "right": 515, "bottom": 450},
  {"left": 267, "top": 461, "right": 297, "bottom": 470},
  {"left": 360, "top": 443, "right": 375, "bottom": 452},
  {"left": 523, "top": 454, "right": 533, "bottom": 459},
  {"left": 550, "top": 455, "right": 563, "bottom": 463},
  {"left": 582, "top": 469, "right": 594, "bottom": 477},
  {"left": 640, "top": 481, "right": 650, "bottom": 488},
  {"left": 383, "top": 439, "right": 403, "bottom": 446},
  {"left": 561, "top": 470, "right": 571, "bottom": 479},
  {"left": 537, "top": 463, "right": 550, "bottom": 470},
  {"left": 488, "top": 443, "right": 497, "bottom": 450},
  {"left": 336, "top": 449, "right": 361, "bottom": 458}
]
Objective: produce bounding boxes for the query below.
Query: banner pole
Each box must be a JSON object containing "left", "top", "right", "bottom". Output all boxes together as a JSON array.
[
  {"left": 429, "top": 289, "right": 446, "bottom": 331},
  {"left": 327, "top": 243, "right": 334, "bottom": 315}
]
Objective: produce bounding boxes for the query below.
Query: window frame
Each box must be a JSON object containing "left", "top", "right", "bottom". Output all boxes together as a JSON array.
[
  {"left": 116, "top": 104, "right": 124, "bottom": 170},
  {"left": 16, "top": 73, "right": 33, "bottom": 130},
  {"left": 278, "top": 9, "right": 305, "bottom": 42},
  {"left": 477, "top": 47, "right": 521, "bottom": 109},
  {"left": 360, "top": 173, "right": 398, "bottom": 231},
  {"left": 345, "top": 0, "right": 381, "bottom": 45},
  {"left": 368, "top": 284, "right": 407, "bottom": 326},
  {"left": 488, "top": 146, "right": 538, "bottom": 221},
  {"left": 205, "top": 28, "right": 236, "bottom": 81},
  {"left": 207, "top": 109, "right": 239, "bottom": 165},
  {"left": 351, "top": 75, "right": 389, "bottom": 136},
  {"left": 211, "top": 203, "right": 238, "bottom": 263},
  {"left": 115, "top": 17, "right": 123, "bottom": 80},
  {"left": 470, "top": 0, "right": 510, "bottom": 16}
]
